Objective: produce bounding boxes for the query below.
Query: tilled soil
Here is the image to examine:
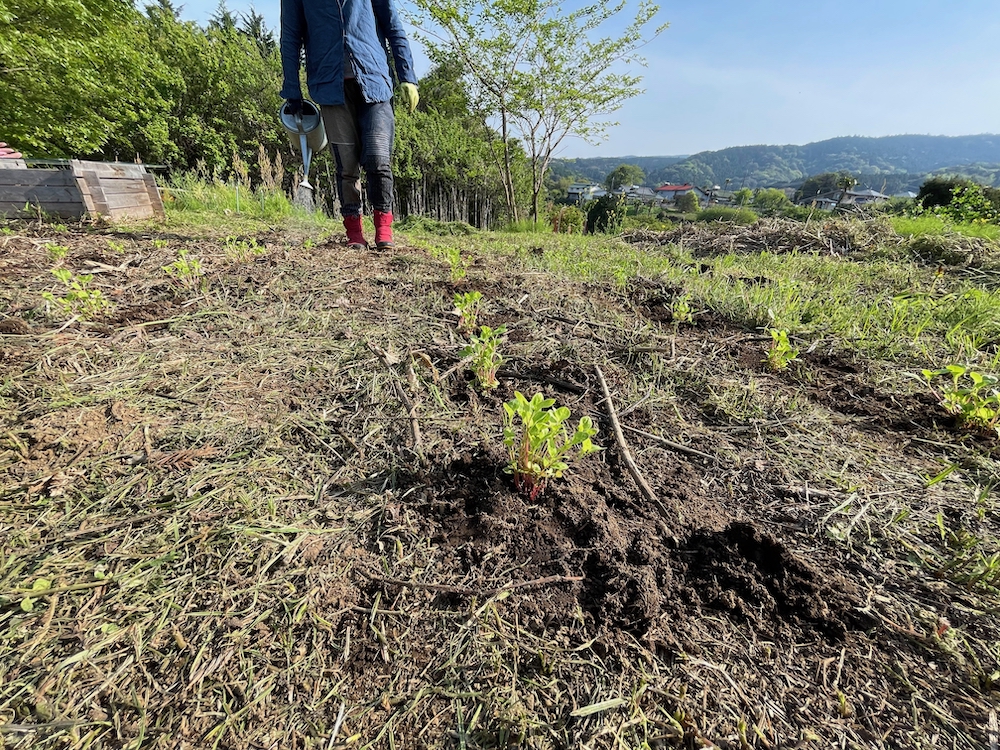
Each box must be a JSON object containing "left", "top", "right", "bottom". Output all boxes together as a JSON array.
[{"left": 1, "top": 219, "right": 998, "bottom": 749}]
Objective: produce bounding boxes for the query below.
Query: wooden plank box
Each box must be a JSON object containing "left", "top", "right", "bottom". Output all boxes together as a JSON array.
[{"left": 0, "top": 160, "right": 164, "bottom": 221}]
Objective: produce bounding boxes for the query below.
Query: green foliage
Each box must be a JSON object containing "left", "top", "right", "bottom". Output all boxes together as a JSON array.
[
  {"left": 675, "top": 191, "right": 699, "bottom": 212},
  {"left": 795, "top": 172, "right": 854, "bottom": 202},
  {"left": 752, "top": 188, "right": 793, "bottom": 217},
  {"left": 42, "top": 269, "right": 111, "bottom": 319},
  {"left": 502, "top": 391, "right": 601, "bottom": 500},
  {"left": 918, "top": 176, "right": 975, "bottom": 209},
  {"left": 670, "top": 294, "right": 694, "bottom": 324},
  {"left": 505, "top": 219, "right": 550, "bottom": 233},
  {"left": 453, "top": 290, "right": 482, "bottom": 334},
  {"left": 162, "top": 249, "right": 204, "bottom": 289},
  {"left": 45, "top": 244, "right": 69, "bottom": 263},
  {"left": 604, "top": 164, "right": 645, "bottom": 191},
  {"left": 462, "top": 324, "right": 506, "bottom": 390},
  {"left": 549, "top": 204, "right": 586, "bottom": 234},
  {"left": 586, "top": 194, "right": 628, "bottom": 234},
  {"left": 411, "top": 0, "right": 664, "bottom": 222},
  {"left": 935, "top": 184, "right": 999, "bottom": 224},
  {"left": 766, "top": 329, "right": 798, "bottom": 371},
  {"left": 731, "top": 188, "right": 754, "bottom": 207},
  {"left": 922, "top": 365, "right": 1000, "bottom": 436},
  {"left": 395, "top": 216, "right": 479, "bottom": 236},
  {"left": 696, "top": 206, "right": 758, "bottom": 225}
]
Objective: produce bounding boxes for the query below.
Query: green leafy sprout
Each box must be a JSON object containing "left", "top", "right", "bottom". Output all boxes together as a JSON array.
[
  {"left": 42, "top": 268, "right": 111, "bottom": 319},
  {"left": 922, "top": 364, "right": 1000, "bottom": 436},
  {"left": 766, "top": 328, "right": 799, "bottom": 370},
  {"left": 453, "top": 290, "right": 483, "bottom": 334},
  {"left": 671, "top": 294, "right": 694, "bottom": 325},
  {"left": 462, "top": 323, "right": 505, "bottom": 390},
  {"left": 502, "top": 391, "right": 601, "bottom": 501},
  {"left": 163, "top": 249, "right": 204, "bottom": 289}
]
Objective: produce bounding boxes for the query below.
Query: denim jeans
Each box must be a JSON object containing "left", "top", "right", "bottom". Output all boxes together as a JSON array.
[{"left": 321, "top": 79, "right": 395, "bottom": 217}]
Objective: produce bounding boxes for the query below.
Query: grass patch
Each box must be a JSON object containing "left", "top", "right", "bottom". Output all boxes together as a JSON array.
[{"left": 891, "top": 214, "right": 1000, "bottom": 241}]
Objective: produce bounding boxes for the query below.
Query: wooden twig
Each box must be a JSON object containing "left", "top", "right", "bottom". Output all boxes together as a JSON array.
[
  {"left": 593, "top": 364, "right": 669, "bottom": 517},
  {"left": 363, "top": 571, "right": 583, "bottom": 597},
  {"left": 622, "top": 424, "right": 716, "bottom": 462},
  {"left": 369, "top": 343, "right": 423, "bottom": 457}
]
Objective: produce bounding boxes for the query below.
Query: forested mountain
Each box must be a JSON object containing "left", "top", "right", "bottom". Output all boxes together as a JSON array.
[{"left": 552, "top": 135, "right": 1000, "bottom": 190}]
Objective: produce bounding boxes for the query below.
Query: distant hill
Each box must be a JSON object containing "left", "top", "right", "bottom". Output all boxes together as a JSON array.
[{"left": 551, "top": 135, "right": 1000, "bottom": 192}]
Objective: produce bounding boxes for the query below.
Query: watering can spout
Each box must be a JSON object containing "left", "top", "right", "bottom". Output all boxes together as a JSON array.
[{"left": 279, "top": 100, "right": 327, "bottom": 190}]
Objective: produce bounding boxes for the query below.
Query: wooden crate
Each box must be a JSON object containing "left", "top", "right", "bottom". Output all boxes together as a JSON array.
[{"left": 0, "top": 160, "right": 164, "bottom": 220}]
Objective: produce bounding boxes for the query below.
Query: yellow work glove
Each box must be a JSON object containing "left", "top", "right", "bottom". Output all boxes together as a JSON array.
[{"left": 400, "top": 82, "right": 419, "bottom": 114}]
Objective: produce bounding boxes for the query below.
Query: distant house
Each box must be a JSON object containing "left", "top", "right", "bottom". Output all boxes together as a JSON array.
[
  {"left": 797, "top": 188, "right": 889, "bottom": 209},
  {"left": 654, "top": 183, "right": 695, "bottom": 202},
  {"left": 620, "top": 185, "right": 657, "bottom": 203},
  {"left": 566, "top": 182, "right": 605, "bottom": 202}
]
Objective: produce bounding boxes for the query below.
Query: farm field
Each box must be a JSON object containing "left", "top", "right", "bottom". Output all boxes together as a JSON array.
[{"left": 1, "top": 210, "right": 999, "bottom": 749}]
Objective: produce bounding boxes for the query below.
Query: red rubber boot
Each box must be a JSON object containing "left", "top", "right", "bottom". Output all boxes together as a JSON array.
[
  {"left": 343, "top": 215, "right": 367, "bottom": 249},
  {"left": 374, "top": 210, "right": 394, "bottom": 249}
]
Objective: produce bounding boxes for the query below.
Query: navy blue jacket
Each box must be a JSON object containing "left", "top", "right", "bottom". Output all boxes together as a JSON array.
[{"left": 280, "top": 0, "right": 417, "bottom": 105}]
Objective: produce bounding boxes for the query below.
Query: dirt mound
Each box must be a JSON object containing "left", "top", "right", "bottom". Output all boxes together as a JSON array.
[{"left": 405, "top": 449, "right": 863, "bottom": 645}]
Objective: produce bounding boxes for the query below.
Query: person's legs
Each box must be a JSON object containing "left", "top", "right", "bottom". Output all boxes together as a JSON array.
[
  {"left": 357, "top": 100, "right": 396, "bottom": 247},
  {"left": 321, "top": 84, "right": 366, "bottom": 247}
]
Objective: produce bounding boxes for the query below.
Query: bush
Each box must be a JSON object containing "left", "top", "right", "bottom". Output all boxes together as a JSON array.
[
  {"left": 585, "top": 194, "right": 628, "bottom": 234},
  {"left": 696, "top": 206, "right": 758, "bottom": 225},
  {"left": 752, "top": 188, "right": 793, "bottom": 217},
  {"left": 548, "top": 204, "right": 585, "bottom": 234},
  {"left": 675, "top": 191, "right": 699, "bottom": 212}
]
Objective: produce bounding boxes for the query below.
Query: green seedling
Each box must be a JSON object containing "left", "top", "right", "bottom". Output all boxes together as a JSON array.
[
  {"left": 163, "top": 249, "right": 204, "bottom": 290},
  {"left": 462, "top": 324, "right": 505, "bottom": 390},
  {"left": 106, "top": 239, "right": 126, "bottom": 253},
  {"left": 502, "top": 391, "right": 601, "bottom": 501},
  {"left": 671, "top": 294, "right": 694, "bottom": 325},
  {"left": 45, "top": 243, "right": 69, "bottom": 263},
  {"left": 766, "top": 328, "right": 798, "bottom": 370},
  {"left": 225, "top": 235, "right": 264, "bottom": 262},
  {"left": 42, "top": 268, "right": 111, "bottom": 318},
  {"left": 453, "top": 290, "right": 482, "bottom": 334},
  {"left": 922, "top": 364, "right": 1000, "bottom": 436}
]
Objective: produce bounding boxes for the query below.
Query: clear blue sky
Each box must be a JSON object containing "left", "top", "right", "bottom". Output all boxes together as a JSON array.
[{"left": 178, "top": 0, "right": 1000, "bottom": 158}]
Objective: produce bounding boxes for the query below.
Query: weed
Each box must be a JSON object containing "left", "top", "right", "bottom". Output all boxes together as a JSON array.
[
  {"left": 671, "top": 294, "right": 694, "bottom": 325},
  {"left": 922, "top": 364, "right": 1000, "bottom": 436},
  {"left": 453, "top": 291, "right": 482, "bottom": 335},
  {"left": 106, "top": 239, "right": 126, "bottom": 253},
  {"left": 225, "top": 235, "right": 264, "bottom": 262},
  {"left": 163, "top": 249, "right": 205, "bottom": 290},
  {"left": 42, "top": 269, "right": 111, "bottom": 318},
  {"left": 462, "top": 324, "right": 505, "bottom": 390},
  {"left": 766, "top": 328, "right": 799, "bottom": 370},
  {"left": 45, "top": 243, "right": 69, "bottom": 263},
  {"left": 502, "top": 391, "right": 601, "bottom": 500},
  {"left": 152, "top": 239, "right": 169, "bottom": 250}
]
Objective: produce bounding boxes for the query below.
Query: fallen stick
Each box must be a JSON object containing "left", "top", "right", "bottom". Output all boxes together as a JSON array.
[
  {"left": 593, "top": 364, "right": 669, "bottom": 517},
  {"left": 622, "top": 424, "right": 716, "bottom": 462},
  {"left": 369, "top": 343, "right": 423, "bottom": 458}
]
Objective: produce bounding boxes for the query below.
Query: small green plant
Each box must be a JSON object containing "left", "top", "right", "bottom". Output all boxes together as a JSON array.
[
  {"left": 766, "top": 328, "right": 798, "bottom": 370},
  {"left": 502, "top": 391, "right": 601, "bottom": 501},
  {"left": 670, "top": 294, "right": 694, "bottom": 325},
  {"left": 152, "top": 239, "right": 169, "bottom": 250},
  {"left": 42, "top": 269, "right": 111, "bottom": 318},
  {"left": 462, "top": 324, "right": 505, "bottom": 390},
  {"left": 453, "top": 290, "right": 482, "bottom": 334},
  {"left": 224, "top": 235, "right": 264, "bottom": 262},
  {"left": 162, "top": 249, "right": 204, "bottom": 289},
  {"left": 922, "top": 364, "right": 1000, "bottom": 436},
  {"left": 446, "top": 247, "right": 470, "bottom": 281},
  {"left": 106, "top": 239, "right": 126, "bottom": 253},
  {"left": 45, "top": 243, "right": 69, "bottom": 263}
]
